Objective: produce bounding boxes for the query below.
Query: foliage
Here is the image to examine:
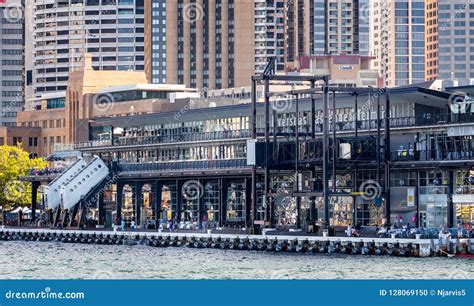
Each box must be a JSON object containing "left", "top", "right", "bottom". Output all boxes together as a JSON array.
[{"left": 0, "top": 145, "right": 46, "bottom": 210}]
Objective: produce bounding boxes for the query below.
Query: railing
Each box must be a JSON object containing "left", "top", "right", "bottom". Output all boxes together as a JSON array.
[
  {"left": 73, "top": 130, "right": 252, "bottom": 150},
  {"left": 391, "top": 150, "right": 474, "bottom": 162},
  {"left": 28, "top": 167, "right": 65, "bottom": 176},
  {"left": 69, "top": 113, "right": 474, "bottom": 151},
  {"left": 74, "top": 139, "right": 113, "bottom": 149},
  {"left": 115, "top": 130, "right": 252, "bottom": 147},
  {"left": 118, "top": 159, "right": 249, "bottom": 173}
]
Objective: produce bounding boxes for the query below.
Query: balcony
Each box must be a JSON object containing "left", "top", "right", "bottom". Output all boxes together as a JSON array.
[
  {"left": 118, "top": 159, "right": 249, "bottom": 173},
  {"left": 74, "top": 130, "right": 252, "bottom": 150},
  {"left": 391, "top": 150, "right": 474, "bottom": 162}
]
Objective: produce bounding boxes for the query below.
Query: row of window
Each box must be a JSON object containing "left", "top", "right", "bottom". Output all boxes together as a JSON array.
[
  {"left": 21, "top": 119, "right": 65, "bottom": 129},
  {"left": 12, "top": 136, "right": 65, "bottom": 148}
]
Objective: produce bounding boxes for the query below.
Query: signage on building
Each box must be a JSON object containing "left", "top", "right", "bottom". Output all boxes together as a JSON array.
[
  {"left": 407, "top": 187, "right": 415, "bottom": 207},
  {"left": 452, "top": 194, "right": 474, "bottom": 204},
  {"left": 338, "top": 65, "right": 353, "bottom": 70},
  {"left": 447, "top": 126, "right": 474, "bottom": 137}
]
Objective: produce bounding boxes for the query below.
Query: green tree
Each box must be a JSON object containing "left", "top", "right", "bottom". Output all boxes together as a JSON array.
[{"left": 0, "top": 145, "right": 46, "bottom": 210}]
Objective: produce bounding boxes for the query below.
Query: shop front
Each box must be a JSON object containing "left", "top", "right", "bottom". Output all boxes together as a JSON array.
[{"left": 453, "top": 194, "right": 474, "bottom": 226}]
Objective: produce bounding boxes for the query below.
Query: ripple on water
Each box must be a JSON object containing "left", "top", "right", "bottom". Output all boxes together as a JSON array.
[{"left": 0, "top": 241, "right": 472, "bottom": 279}]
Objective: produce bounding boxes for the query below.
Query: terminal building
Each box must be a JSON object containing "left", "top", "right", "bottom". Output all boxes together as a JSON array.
[{"left": 15, "top": 58, "right": 474, "bottom": 233}]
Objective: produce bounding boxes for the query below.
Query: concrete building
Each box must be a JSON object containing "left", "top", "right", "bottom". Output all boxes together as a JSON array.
[
  {"left": 0, "top": 126, "right": 41, "bottom": 158},
  {"left": 146, "top": 0, "right": 374, "bottom": 89},
  {"left": 296, "top": 55, "right": 382, "bottom": 87},
  {"left": 437, "top": 0, "right": 474, "bottom": 84},
  {"left": 145, "top": 0, "right": 255, "bottom": 90},
  {"left": 0, "top": 0, "right": 24, "bottom": 127},
  {"left": 371, "top": 0, "right": 426, "bottom": 87},
  {"left": 312, "top": 0, "right": 370, "bottom": 56},
  {"left": 33, "top": 0, "right": 145, "bottom": 96}
]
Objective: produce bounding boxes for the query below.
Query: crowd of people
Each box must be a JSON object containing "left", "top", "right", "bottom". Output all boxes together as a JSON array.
[{"left": 29, "top": 167, "right": 65, "bottom": 176}]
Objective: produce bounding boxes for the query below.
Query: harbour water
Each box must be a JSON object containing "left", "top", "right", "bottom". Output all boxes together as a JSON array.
[{"left": 0, "top": 241, "right": 471, "bottom": 279}]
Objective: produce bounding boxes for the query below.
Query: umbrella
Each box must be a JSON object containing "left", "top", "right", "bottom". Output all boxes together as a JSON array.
[{"left": 9, "top": 207, "right": 22, "bottom": 214}]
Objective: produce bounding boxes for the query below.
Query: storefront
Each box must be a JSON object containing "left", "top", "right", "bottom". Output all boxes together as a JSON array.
[
  {"left": 453, "top": 195, "right": 474, "bottom": 225},
  {"left": 418, "top": 171, "right": 448, "bottom": 227}
]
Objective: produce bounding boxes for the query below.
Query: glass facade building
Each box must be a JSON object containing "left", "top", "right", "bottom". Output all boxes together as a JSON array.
[{"left": 437, "top": 0, "right": 474, "bottom": 82}]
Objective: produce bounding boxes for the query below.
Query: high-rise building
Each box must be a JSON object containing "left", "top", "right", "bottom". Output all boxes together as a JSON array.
[
  {"left": 426, "top": 0, "right": 438, "bottom": 81},
  {"left": 145, "top": 0, "right": 255, "bottom": 90},
  {"left": 145, "top": 0, "right": 373, "bottom": 89},
  {"left": 437, "top": 0, "right": 474, "bottom": 83},
  {"left": 254, "top": 0, "right": 286, "bottom": 74},
  {"left": 285, "top": 0, "right": 312, "bottom": 66},
  {"left": 285, "top": 0, "right": 370, "bottom": 71},
  {"left": 0, "top": 0, "right": 24, "bottom": 127},
  {"left": 312, "top": 0, "right": 370, "bottom": 56},
  {"left": 32, "top": 0, "right": 145, "bottom": 97},
  {"left": 371, "top": 0, "right": 426, "bottom": 87}
]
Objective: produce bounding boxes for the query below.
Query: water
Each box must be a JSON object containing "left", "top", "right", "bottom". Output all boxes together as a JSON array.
[{"left": 0, "top": 241, "right": 471, "bottom": 279}]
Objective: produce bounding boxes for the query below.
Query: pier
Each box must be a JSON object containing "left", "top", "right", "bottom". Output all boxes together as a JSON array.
[{"left": 1, "top": 227, "right": 472, "bottom": 258}]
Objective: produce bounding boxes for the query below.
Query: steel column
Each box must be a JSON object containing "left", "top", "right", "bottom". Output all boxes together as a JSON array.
[
  {"left": 332, "top": 91, "right": 337, "bottom": 193},
  {"left": 322, "top": 77, "right": 330, "bottom": 225},
  {"left": 251, "top": 79, "right": 257, "bottom": 227},
  {"left": 116, "top": 182, "right": 123, "bottom": 226},
  {"left": 264, "top": 76, "right": 271, "bottom": 226},
  {"left": 31, "top": 181, "right": 40, "bottom": 222},
  {"left": 295, "top": 95, "right": 300, "bottom": 229},
  {"left": 384, "top": 89, "right": 391, "bottom": 225},
  {"left": 309, "top": 80, "right": 317, "bottom": 225},
  {"left": 353, "top": 93, "right": 359, "bottom": 226}
]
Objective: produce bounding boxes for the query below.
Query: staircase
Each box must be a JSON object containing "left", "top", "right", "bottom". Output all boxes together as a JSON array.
[
  {"left": 60, "top": 156, "right": 110, "bottom": 210},
  {"left": 44, "top": 158, "right": 88, "bottom": 209}
]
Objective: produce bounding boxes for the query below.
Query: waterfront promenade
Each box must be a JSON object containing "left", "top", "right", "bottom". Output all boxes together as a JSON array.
[{"left": 2, "top": 226, "right": 473, "bottom": 258}]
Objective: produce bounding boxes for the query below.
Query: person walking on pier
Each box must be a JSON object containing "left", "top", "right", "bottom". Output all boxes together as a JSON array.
[
  {"left": 346, "top": 224, "right": 352, "bottom": 237},
  {"left": 457, "top": 224, "right": 463, "bottom": 238}
]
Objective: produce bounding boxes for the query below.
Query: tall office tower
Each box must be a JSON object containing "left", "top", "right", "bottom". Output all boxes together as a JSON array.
[
  {"left": 437, "top": 0, "right": 474, "bottom": 83},
  {"left": 426, "top": 0, "right": 438, "bottom": 81},
  {"left": 312, "top": 0, "right": 370, "bottom": 56},
  {"left": 0, "top": 0, "right": 24, "bottom": 127},
  {"left": 145, "top": 0, "right": 255, "bottom": 90},
  {"left": 285, "top": 0, "right": 312, "bottom": 66},
  {"left": 33, "top": 0, "right": 145, "bottom": 97},
  {"left": 254, "top": 0, "right": 287, "bottom": 74},
  {"left": 24, "top": 0, "right": 35, "bottom": 109},
  {"left": 371, "top": 0, "right": 426, "bottom": 87}
]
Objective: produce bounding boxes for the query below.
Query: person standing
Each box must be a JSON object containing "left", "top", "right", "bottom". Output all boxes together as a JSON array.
[{"left": 457, "top": 224, "right": 463, "bottom": 238}]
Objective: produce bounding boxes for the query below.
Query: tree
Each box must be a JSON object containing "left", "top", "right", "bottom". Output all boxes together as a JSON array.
[{"left": 0, "top": 145, "right": 46, "bottom": 210}]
